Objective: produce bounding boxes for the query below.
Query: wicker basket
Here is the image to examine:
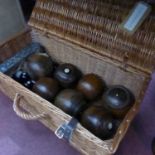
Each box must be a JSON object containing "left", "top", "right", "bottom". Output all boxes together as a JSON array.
[{"left": 0, "top": 0, "right": 155, "bottom": 155}]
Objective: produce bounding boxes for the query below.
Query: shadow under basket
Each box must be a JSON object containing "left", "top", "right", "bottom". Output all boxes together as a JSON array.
[{"left": 0, "top": 0, "right": 155, "bottom": 155}]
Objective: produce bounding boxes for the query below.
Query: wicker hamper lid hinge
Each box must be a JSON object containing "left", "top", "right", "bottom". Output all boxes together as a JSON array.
[
  {"left": 55, "top": 118, "right": 78, "bottom": 142},
  {"left": 120, "top": 52, "right": 129, "bottom": 71}
]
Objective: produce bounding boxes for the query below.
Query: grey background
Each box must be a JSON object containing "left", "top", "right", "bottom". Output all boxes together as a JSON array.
[{"left": 0, "top": 0, "right": 26, "bottom": 44}]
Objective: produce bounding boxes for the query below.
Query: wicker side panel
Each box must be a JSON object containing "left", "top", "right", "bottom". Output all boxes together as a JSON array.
[
  {"left": 0, "top": 73, "right": 112, "bottom": 155},
  {"left": 29, "top": 0, "right": 155, "bottom": 73},
  {"left": 0, "top": 30, "right": 31, "bottom": 63}
]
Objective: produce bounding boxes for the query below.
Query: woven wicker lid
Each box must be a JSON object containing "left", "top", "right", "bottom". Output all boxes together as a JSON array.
[{"left": 29, "top": 0, "right": 155, "bottom": 74}]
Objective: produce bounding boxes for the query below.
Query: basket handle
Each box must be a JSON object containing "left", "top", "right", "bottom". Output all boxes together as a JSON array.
[{"left": 13, "top": 93, "right": 46, "bottom": 120}]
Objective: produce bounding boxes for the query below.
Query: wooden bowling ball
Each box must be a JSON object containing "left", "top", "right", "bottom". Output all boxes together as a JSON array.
[
  {"left": 24, "top": 53, "right": 54, "bottom": 80},
  {"left": 88, "top": 99, "right": 122, "bottom": 126},
  {"left": 54, "top": 89, "right": 87, "bottom": 117},
  {"left": 87, "top": 99, "right": 108, "bottom": 112},
  {"left": 77, "top": 73, "right": 105, "bottom": 100},
  {"left": 33, "top": 77, "right": 60, "bottom": 102},
  {"left": 103, "top": 85, "right": 135, "bottom": 118},
  {"left": 54, "top": 63, "right": 82, "bottom": 88},
  {"left": 81, "top": 104, "right": 118, "bottom": 140}
]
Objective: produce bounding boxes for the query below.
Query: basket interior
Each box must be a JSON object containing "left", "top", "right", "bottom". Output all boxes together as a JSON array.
[{"left": 32, "top": 29, "right": 150, "bottom": 101}]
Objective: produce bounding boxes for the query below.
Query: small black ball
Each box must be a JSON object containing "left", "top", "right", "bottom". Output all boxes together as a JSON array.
[
  {"left": 12, "top": 70, "right": 31, "bottom": 84},
  {"left": 23, "top": 80, "right": 35, "bottom": 89}
]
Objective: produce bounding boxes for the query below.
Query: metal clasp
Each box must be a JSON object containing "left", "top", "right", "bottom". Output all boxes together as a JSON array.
[{"left": 55, "top": 118, "right": 78, "bottom": 142}]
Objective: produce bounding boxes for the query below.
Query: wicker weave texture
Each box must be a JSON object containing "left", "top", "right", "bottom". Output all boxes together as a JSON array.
[{"left": 29, "top": 0, "right": 155, "bottom": 74}]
